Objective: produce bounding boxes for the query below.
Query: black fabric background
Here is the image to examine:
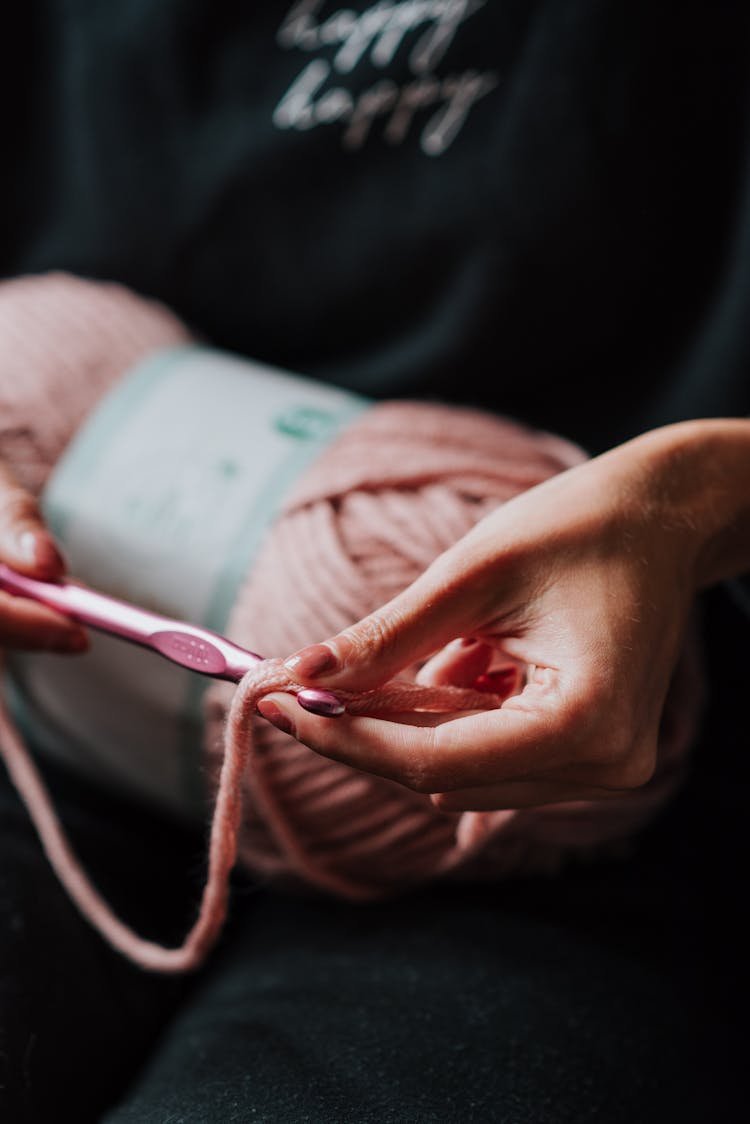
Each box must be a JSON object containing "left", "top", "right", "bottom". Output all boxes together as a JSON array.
[
  {"left": 0, "top": 585, "right": 745, "bottom": 1122},
  {"left": 2, "top": 2, "right": 750, "bottom": 453},
  {"left": 1, "top": 2, "right": 749, "bottom": 1120}
]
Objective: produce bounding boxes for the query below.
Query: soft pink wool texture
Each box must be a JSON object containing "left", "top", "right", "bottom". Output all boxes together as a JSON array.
[{"left": 0, "top": 273, "right": 705, "bottom": 973}]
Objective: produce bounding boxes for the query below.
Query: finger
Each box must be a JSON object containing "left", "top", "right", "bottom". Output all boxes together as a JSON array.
[
  {"left": 348, "top": 710, "right": 457, "bottom": 728},
  {"left": 0, "top": 591, "right": 90, "bottom": 652},
  {"left": 283, "top": 545, "right": 509, "bottom": 691},
  {"left": 0, "top": 461, "right": 66, "bottom": 577},
  {"left": 431, "top": 780, "right": 621, "bottom": 813},
  {"left": 255, "top": 687, "right": 461, "bottom": 795},
  {"left": 416, "top": 638, "right": 493, "bottom": 686},
  {"left": 258, "top": 686, "right": 573, "bottom": 795},
  {"left": 257, "top": 694, "right": 446, "bottom": 791}
]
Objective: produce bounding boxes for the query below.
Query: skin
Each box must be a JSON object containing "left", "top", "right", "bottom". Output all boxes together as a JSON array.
[
  {"left": 0, "top": 460, "right": 89, "bottom": 654},
  {"left": 257, "top": 418, "right": 750, "bottom": 812},
  {"left": 2, "top": 419, "right": 748, "bottom": 812}
]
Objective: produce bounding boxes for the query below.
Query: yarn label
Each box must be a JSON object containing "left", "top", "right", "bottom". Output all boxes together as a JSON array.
[{"left": 6, "top": 346, "right": 371, "bottom": 820}]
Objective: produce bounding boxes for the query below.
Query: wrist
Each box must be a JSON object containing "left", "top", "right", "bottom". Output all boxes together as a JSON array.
[{"left": 618, "top": 419, "right": 750, "bottom": 591}]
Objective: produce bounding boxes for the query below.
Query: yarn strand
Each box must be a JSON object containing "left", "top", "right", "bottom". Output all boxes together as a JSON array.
[{"left": 0, "top": 653, "right": 500, "bottom": 973}]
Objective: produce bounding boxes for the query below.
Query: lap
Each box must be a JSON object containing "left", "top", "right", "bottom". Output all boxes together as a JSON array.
[
  {"left": 2, "top": 585, "right": 748, "bottom": 1123},
  {"left": 0, "top": 751, "right": 207, "bottom": 1123},
  {"left": 102, "top": 864, "right": 730, "bottom": 1124},
  {"left": 106, "top": 583, "right": 750, "bottom": 1123}
]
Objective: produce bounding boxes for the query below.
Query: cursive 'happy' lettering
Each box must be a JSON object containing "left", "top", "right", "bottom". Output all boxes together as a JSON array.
[
  {"left": 278, "top": 0, "right": 487, "bottom": 74},
  {"left": 273, "top": 58, "right": 497, "bottom": 154},
  {"left": 273, "top": 0, "right": 498, "bottom": 156}
]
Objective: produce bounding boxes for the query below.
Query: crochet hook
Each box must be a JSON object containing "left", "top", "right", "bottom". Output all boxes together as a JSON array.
[{"left": 0, "top": 562, "right": 345, "bottom": 717}]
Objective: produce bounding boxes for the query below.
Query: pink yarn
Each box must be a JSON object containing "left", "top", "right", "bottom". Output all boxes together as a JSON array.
[
  {"left": 0, "top": 272, "right": 192, "bottom": 495},
  {"left": 0, "top": 273, "right": 705, "bottom": 973}
]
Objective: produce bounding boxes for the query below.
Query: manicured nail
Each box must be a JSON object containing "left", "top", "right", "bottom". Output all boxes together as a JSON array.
[
  {"left": 19, "top": 531, "right": 64, "bottom": 571},
  {"left": 19, "top": 531, "right": 39, "bottom": 562},
  {"left": 284, "top": 644, "right": 338, "bottom": 681},
  {"left": 258, "top": 698, "right": 296, "bottom": 737},
  {"left": 297, "top": 689, "right": 346, "bottom": 717}
]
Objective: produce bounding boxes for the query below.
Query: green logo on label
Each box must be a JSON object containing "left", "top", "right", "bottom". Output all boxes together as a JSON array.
[{"left": 274, "top": 406, "right": 338, "bottom": 441}]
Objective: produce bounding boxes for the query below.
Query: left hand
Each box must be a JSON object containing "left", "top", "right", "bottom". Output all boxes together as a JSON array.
[{"left": 258, "top": 420, "right": 750, "bottom": 812}]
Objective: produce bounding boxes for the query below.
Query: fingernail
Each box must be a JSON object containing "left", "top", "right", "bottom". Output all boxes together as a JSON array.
[
  {"left": 19, "top": 531, "right": 64, "bottom": 571},
  {"left": 297, "top": 689, "right": 346, "bottom": 717},
  {"left": 257, "top": 698, "right": 296, "bottom": 737},
  {"left": 284, "top": 644, "right": 338, "bottom": 681},
  {"left": 18, "top": 531, "right": 38, "bottom": 562}
]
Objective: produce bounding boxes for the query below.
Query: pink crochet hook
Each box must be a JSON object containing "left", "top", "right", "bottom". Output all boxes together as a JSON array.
[{"left": 0, "top": 562, "right": 345, "bottom": 717}]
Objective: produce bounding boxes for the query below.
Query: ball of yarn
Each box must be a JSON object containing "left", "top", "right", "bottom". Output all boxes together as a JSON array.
[
  {"left": 0, "top": 271, "right": 192, "bottom": 496},
  {"left": 0, "top": 272, "right": 705, "bottom": 972}
]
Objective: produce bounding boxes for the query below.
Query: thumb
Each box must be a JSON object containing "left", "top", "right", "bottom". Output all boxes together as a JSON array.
[
  {"left": 283, "top": 555, "right": 491, "bottom": 691},
  {"left": 0, "top": 461, "right": 66, "bottom": 577}
]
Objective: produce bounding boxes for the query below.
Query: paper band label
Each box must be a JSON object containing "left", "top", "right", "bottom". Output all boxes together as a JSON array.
[{"left": 7, "top": 345, "right": 371, "bottom": 818}]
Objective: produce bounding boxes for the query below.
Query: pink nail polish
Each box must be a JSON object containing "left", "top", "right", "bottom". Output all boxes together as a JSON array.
[
  {"left": 19, "top": 531, "right": 64, "bottom": 572},
  {"left": 284, "top": 644, "right": 338, "bottom": 680},
  {"left": 19, "top": 531, "right": 38, "bottom": 563}
]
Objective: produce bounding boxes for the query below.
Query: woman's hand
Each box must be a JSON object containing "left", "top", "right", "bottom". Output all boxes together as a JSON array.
[
  {"left": 258, "top": 420, "right": 750, "bottom": 811},
  {"left": 0, "top": 460, "right": 88, "bottom": 653}
]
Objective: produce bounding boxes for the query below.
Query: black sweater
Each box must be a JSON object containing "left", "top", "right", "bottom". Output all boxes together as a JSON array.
[{"left": 3, "top": 1, "right": 750, "bottom": 455}]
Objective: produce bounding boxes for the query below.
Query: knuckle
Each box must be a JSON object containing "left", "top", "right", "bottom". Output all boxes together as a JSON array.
[
  {"left": 395, "top": 756, "right": 426, "bottom": 792},
  {"left": 405, "top": 767, "right": 434, "bottom": 794},
  {"left": 339, "top": 605, "right": 412, "bottom": 668},
  {"left": 399, "top": 745, "right": 438, "bottom": 794},
  {"left": 344, "top": 616, "right": 394, "bottom": 663}
]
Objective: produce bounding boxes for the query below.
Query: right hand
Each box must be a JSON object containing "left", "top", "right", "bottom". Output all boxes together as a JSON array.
[{"left": 0, "top": 460, "right": 89, "bottom": 653}]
